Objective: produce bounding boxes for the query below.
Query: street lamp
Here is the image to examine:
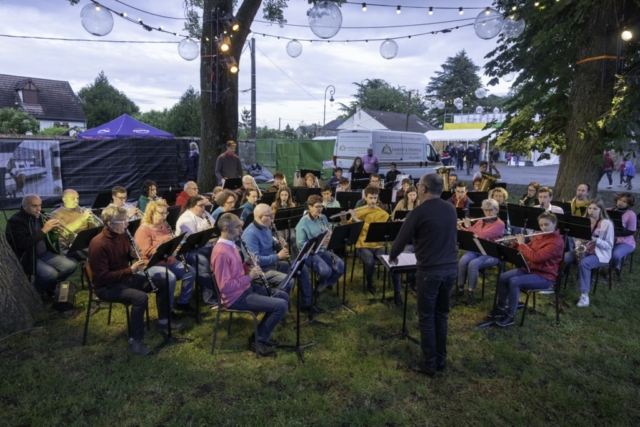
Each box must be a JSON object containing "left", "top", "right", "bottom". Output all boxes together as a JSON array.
[{"left": 324, "top": 85, "right": 335, "bottom": 127}]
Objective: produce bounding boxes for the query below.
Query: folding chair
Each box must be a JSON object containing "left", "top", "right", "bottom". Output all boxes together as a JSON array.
[{"left": 520, "top": 260, "right": 566, "bottom": 326}]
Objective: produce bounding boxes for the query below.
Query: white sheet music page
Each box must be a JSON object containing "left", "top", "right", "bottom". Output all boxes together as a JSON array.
[{"left": 381, "top": 253, "right": 417, "bottom": 268}]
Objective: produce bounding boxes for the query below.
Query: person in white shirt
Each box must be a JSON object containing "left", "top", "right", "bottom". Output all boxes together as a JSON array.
[{"left": 534, "top": 186, "right": 564, "bottom": 214}]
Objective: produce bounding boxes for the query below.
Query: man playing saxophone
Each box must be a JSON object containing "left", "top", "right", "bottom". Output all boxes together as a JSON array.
[{"left": 295, "top": 195, "right": 345, "bottom": 294}]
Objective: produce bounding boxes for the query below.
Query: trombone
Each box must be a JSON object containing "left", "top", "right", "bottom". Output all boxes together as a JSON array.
[{"left": 495, "top": 230, "right": 553, "bottom": 242}]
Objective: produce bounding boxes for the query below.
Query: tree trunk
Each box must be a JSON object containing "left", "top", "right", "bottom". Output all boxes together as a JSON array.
[
  {"left": 554, "top": 4, "right": 617, "bottom": 201},
  {"left": 0, "top": 232, "right": 43, "bottom": 335},
  {"left": 199, "top": 0, "right": 262, "bottom": 192}
]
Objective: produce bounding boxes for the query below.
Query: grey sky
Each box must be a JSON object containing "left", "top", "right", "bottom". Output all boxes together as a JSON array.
[{"left": 0, "top": 0, "right": 513, "bottom": 130}]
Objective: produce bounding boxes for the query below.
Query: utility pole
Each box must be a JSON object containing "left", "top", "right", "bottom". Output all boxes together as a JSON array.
[
  {"left": 279, "top": 118, "right": 281, "bottom": 131},
  {"left": 250, "top": 38, "right": 256, "bottom": 139},
  {"left": 405, "top": 90, "right": 412, "bottom": 131}
]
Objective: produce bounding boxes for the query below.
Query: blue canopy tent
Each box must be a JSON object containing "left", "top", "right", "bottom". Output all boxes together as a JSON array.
[{"left": 77, "top": 114, "right": 174, "bottom": 140}]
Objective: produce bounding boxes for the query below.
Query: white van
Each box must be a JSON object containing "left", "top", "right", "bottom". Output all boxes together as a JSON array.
[{"left": 333, "top": 129, "right": 442, "bottom": 181}]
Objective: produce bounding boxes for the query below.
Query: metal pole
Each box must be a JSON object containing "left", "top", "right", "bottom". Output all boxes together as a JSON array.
[{"left": 250, "top": 38, "right": 256, "bottom": 139}]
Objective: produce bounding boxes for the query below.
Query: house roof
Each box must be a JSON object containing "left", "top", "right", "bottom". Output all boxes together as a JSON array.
[
  {"left": 322, "top": 118, "right": 344, "bottom": 130},
  {"left": 361, "top": 109, "right": 436, "bottom": 132},
  {"left": 0, "top": 74, "right": 87, "bottom": 122}
]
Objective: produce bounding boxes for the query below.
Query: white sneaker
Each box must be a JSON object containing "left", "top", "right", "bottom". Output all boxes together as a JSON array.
[
  {"left": 607, "top": 185, "right": 612, "bottom": 189},
  {"left": 576, "top": 294, "right": 590, "bottom": 308}
]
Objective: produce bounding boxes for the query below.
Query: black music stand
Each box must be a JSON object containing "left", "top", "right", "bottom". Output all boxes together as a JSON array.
[
  {"left": 392, "top": 210, "right": 410, "bottom": 221},
  {"left": 468, "top": 192, "right": 488, "bottom": 204},
  {"left": 352, "top": 172, "right": 371, "bottom": 182},
  {"left": 291, "top": 187, "right": 321, "bottom": 204},
  {"left": 379, "top": 253, "right": 419, "bottom": 345},
  {"left": 67, "top": 226, "right": 102, "bottom": 255},
  {"left": 491, "top": 182, "right": 507, "bottom": 190},
  {"left": 147, "top": 233, "right": 193, "bottom": 351},
  {"left": 300, "top": 169, "right": 322, "bottom": 180},
  {"left": 336, "top": 191, "right": 362, "bottom": 209},
  {"left": 363, "top": 222, "right": 402, "bottom": 306},
  {"left": 328, "top": 222, "right": 364, "bottom": 314},
  {"left": 299, "top": 229, "right": 330, "bottom": 328},
  {"left": 455, "top": 207, "right": 468, "bottom": 220},
  {"left": 378, "top": 189, "right": 392, "bottom": 206},
  {"left": 440, "top": 190, "right": 452, "bottom": 201},
  {"left": 166, "top": 205, "right": 182, "bottom": 229},
  {"left": 242, "top": 213, "right": 254, "bottom": 230},
  {"left": 175, "top": 228, "right": 216, "bottom": 325},
  {"left": 508, "top": 204, "right": 544, "bottom": 231},
  {"left": 273, "top": 214, "right": 304, "bottom": 249},
  {"left": 127, "top": 219, "right": 141, "bottom": 236},
  {"left": 223, "top": 178, "right": 242, "bottom": 190},
  {"left": 351, "top": 180, "right": 370, "bottom": 190},
  {"left": 280, "top": 236, "right": 322, "bottom": 363},
  {"left": 323, "top": 207, "right": 344, "bottom": 222},
  {"left": 274, "top": 206, "right": 305, "bottom": 219},
  {"left": 259, "top": 192, "right": 276, "bottom": 206},
  {"left": 551, "top": 200, "right": 571, "bottom": 214},
  {"left": 161, "top": 189, "right": 181, "bottom": 206},
  {"left": 91, "top": 192, "right": 113, "bottom": 209}
]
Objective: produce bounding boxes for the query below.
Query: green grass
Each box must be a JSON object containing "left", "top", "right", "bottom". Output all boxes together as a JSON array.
[{"left": 2, "top": 209, "right": 640, "bottom": 426}]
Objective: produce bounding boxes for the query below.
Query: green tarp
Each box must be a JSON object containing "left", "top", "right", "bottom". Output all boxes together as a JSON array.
[{"left": 255, "top": 139, "right": 336, "bottom": 184}]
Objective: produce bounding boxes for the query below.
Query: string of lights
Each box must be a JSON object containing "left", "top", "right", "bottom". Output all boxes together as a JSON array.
[
  {"left": 114, "top": 0, "right": 187, "bottom": 20},
  {"left": 253, "top": 16, "right": 477, "bottom": 29},
  {"left": 0, "top": 34, "right": 179, "bottom": 43},
  {"left": 346, "top": 2, "right": 488, "bottom": 11}
]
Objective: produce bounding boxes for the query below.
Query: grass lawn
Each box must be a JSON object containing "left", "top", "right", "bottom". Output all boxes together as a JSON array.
[{"left": 2, "top": 209, "right": 640, "bottom": 426}]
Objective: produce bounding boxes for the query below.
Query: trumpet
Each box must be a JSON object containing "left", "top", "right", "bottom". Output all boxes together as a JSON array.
[
  {"left": 457, "top": 216, "right": 496, "bottom": 225},
  {"left": 125, "top": 229, "right": 157, "bottom": 292},
  {"left": 239, "top": 237, "right": 274, "bottom": 297},
  {"left": 163, "top": 220, "right": 191, "bottom": 273},
  {"left": 39, "top": 213, "right": 77, "bottom": 241},
  {"left": 80, "top": 207, "right": 103, "bottom": 226},
  {"left": 328, "top": 205, "right": 369, "bottom": 219},
  {"left": 495, "top": 230, "right": 554, "bottom": 242}
]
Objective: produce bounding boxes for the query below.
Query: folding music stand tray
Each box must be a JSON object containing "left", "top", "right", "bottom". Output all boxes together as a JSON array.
[
  {"left": 299, "top": 230, "right": 330, "bottom": 328},
  {"left": 378, "top": 253, "right": 419, "bottom": 345},
  {"left": 259, "top": 191, "right": 276, "bottom": 206},
  {"left": 468, "top": 192, "right": 488, "bottom": 204},
  {"left": 175, "top": 228, "right": 216, "bottom": 325},
  {"left": 362, "top": 222, "right": 402, "bottom": 306},
  {"left": 551, "top": 200, "right": 571, "bottom": 214},
  {"left": 392, "top": 210, "right": 410, "bottom": 221},
  {"left": 351, "top": 173, "right": 371, "bottom": 182},
  {"left": 242, "top": 213, "right": 254, "bottom": 230},
  {"left": 456, "top": 207, "right": 468, "bottom": 220},
  {"left": 127, "top": 219, "right": 141, "bottom": 236},
  {"left": 378, "top": 189, "right": 392, "bottom": 206},
  {"left": 328, "top": 222, "right": 364, "bottom": 314},
  {"left": 67, "top": 226, "right": 102, "bottom": 255},
  {"left": 274, "top": 206, "right": 305, "bottom": 220},
  {"left": 147, "top": 233, "right": 193, "bottom": 351},
  {"left": 323, "top": 207, "right": 344, "bottom": 223},
  {"left": 161, "top": 189, "right": 181, "bottom": 206},
  {"left": 508, "top": 204, "right": 544, "bottom": 230},
  {"left": 91, "top": 192, "right": 113, "bottom": 209},
  {"left": 336, "top": 191, "right": 362, "bottom": 209},
  {"left": 222, "top": 178, "right": 242, "bottom": 190},
  {"left": 280, "top": 235, "right": 323, "bottom": 363},
  {"left": 351, "top": 180, "right": 370, "bottom": 190},
  {"left": 272, "top": 214, "right": 303, "bottom": 247}
]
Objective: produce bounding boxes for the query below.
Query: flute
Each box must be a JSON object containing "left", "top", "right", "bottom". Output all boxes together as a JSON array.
[
  {"left": 457, "top": 216, "right": 496, "bottom": 225},
  {"left": 239, "top": 238, "right": 274, "bottom": 297},
  {"left": 495, "top": 230, "right": 553, "bottom": 242},
  {"left": 125, "top": 229, "right": 158, "bottom": 292},
  {"left": 328, "top": 205, "right": 369, "bottom": 219},
  {"left": 163, "top": 220, "right": 191, "bottom": 273}
]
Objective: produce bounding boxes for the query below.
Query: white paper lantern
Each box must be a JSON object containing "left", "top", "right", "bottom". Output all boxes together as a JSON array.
[
  {"left": 474, "top": 8, "right": 503, "bottom": 40},
  {"left": 476, "top": 106, "right": 484, "bottom": 114},
  {"left": 286, "top": 39, "right": 303, "bottom": 58},
  {"left": 178, "top": 38, "right": 199, "bottom": 61},
  {"left": 503, "top": 15, "right": 525, "bottom": 38},
  {"left": 436, "top": 101, "right": 445, "bottom": 110},
  {"left": 379, "top": 39, "right": 398, "bottom": 60},
  {"left": 454, "top": 97, "right": 463, "bottom": 110},
  {"left": 503, "top": 72, "right": 516, "bottom": 83},
  {"left": 308, "top": 1, "right": 343, "bottom": 39},
  {"left": 493, "top": 107, "right": 500, "bottom": 114},
  {"left": 81, "top": 3, "right": 114, "bottom": 37},
  {"left": 475, "top": 88, "right": 487, "bottom": 98}
]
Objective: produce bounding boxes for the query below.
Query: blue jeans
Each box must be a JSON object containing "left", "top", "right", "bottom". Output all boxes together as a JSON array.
[
  {"left": 564, "top": 251, "right": 608, "bottom": 294},
  {"left": 147, "top": 259, "right": 195, "bottom": 311},
  {"left": 306, "top": 251, "right": 345, "bottom": 288},
  {"left": 415, "top": 269, "right": 456, "bottom": 370},
  {"left": 457, "top": 252, "right": 499, "bottom": 291},
  {"left": 263, "top": 261, "right": 312, "bottom": 306},
  {"left": 229, "top": 283, "right": 289, "bottom": 342},
  {"left": 496, "top": 268, "right": 553, "bottom": 317},
  {"left": 600, "top": 167, "right": 613, "bottom": 186},
  {"left": 185, "top": 244, "right": 217, "bottom": 306},
  {"left": 612, "top": 243, "right": 634, "bottom": 270},
  {"left": 35, "top": 251, "right": 77, "bottom": 292},
  {"left": 357, "top": 247, "right": 385, "bottom": 288}
]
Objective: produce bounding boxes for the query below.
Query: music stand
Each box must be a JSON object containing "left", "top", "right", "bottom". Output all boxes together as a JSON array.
[
  {"left": 336, "top": 192, "right": 362, "bottom": 209},
  {"left": 91, "top": 192, "right": 113, "bottom": 209},
  {"left": 223, "top": 178, "right": 242, "bottom": 190},
  {"left": 147, "top": 233, "right": 193, "bottom": 351},
  {"left": 280, "top": 235, "right": 323, "bottom": 363},
  {"left": 175, "top": 228, "right": 216, "bottom": 324},
  {"left": 127, "top": 219, "right": 141, "bottom": 236},
  {"left": 274, "top": 206, "right": 305, "bottom": 220},
  {"left": 440, "top": 190, "right": 452, "bottom": 201},
  {"left": 323, "top": 207, "right": 344, "bottom": 223},
  {"left": 378, "top": 253, "right": 419, "bottom": 345},
  {"left": 468, "top": 192, "right": 488, "bottom": 204},
  {"left": 392, "top": 210, "right": 410, "bottom": 221},
  {"left": 456, "top": 207, "right": 468, "bottom": 220},
  {"left": 259, "top": 192, "right": 276, "bottom": 206},
  {"left": 363, "top": 222, "right": 402, "bottom": 306},
  {"left": 491, "top": 182, "right": 507, "bottom": 190},
  {"left": 299, "top": 229, "right": 330, "bottom": 328},
  {"left": 67, "top": 227, "right": 102, "bottom": 255},
  {"left": 161, "top": 189, "right": 181, "bottom": 206},
  {"left": 378, "top": 189, "right": 392, "bottom": 206},
  {"left": 328, "top": 222, "right": 364, "bottom": 314},
  {"left": 351, "top": 180, "right": 370, "bottom": 190},
  {"left": 242, "top": 213, "right": 255, "bottom": 230},
  {"left": 166, "top": 205, "right": 182, "bottom": 229},
  {"left": 352, "top": 173, "right": 371, "bottom": 181},
  {"left": 551, "top": 200, "right": 571, "bottom": 214}
]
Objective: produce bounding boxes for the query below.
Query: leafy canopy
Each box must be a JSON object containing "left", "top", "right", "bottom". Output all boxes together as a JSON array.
[
  {"left": 77, "top": 71, "right": 139, "bottom": 129},
  {"left": 0, "top": 108, "right": 39, "bottom": 134},
  {"left": 338, "top": 79, "right": 426, "bottom": 120}
]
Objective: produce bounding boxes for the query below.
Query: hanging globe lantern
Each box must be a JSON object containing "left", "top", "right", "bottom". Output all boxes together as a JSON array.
[
  {"left": 178, "top": 38, "right": 199, "bottom": 61},
  {"left": 493, "top": 107, "right": 500, "bottom": 114},
  {"left": 308, "top": 1, "right": 343, "bottom": 39},
  {"left": 379, "top": 39, "right": 398, "bottom": 60},
  {"left": 503, "top": 72, "right": 516, "bottom": 83},
  {"left": 286, "top": 39, "right": 303, "bottom": 58},
  {"left": 474, "top": 8, "right": 503, "bottom": 40},
  {"left": 502, "top": 15, "right": 525, "bottom": 38},
  {"left": 475, "top": 88, "right": 487, "bottom": 98},
  {"left": 80, "top": 3, "right": 114, "bottom": 36},
  {"left": 454, "top": 98, "right": 463, "bottom": 110},
  {"left": 476, "top": 106, "right": 484, "bottom": 114},
  {"left": 436, "top": 101, "right": 445, "bottom": 110}
]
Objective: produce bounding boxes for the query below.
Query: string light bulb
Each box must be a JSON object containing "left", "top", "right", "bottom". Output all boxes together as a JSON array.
[
  {"left": 621, "top": 30, "right": 633, "bottom": 41},
  {"left": 95, "top": 4, "right": 100, "bottom": 11},
  {"left": 459, "top": 7, "right": 464, "bottom": 15},
  {"left": 362, "top": 3, "right": 367, "bottom": 11},
  {"left": 485, "top": 7, "right": 490, "bottom": 15},
  {"left": 534, "top": 1, "right": 539, "bottom": 5},
  {"left": 121, "top": 12, "right": 127, "bottom": 18},
  {"left": 397, "top": 6, "right": 401, "bottom": 14},
  {"left": 512, "top": 5, "right": 517, "bottom": 10},
  {"left": 429, "top": 7, "right": 433, "bottom": 15}
]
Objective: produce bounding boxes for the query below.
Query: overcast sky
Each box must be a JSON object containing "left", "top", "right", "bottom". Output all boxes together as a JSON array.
[{"left": 0, "top": 0, "right": 514, "bottom": 130}]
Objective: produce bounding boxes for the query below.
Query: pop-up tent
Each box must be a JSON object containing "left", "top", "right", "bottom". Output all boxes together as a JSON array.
[{"left": 77, "top": 114, "right": 174, "bottom": 140}]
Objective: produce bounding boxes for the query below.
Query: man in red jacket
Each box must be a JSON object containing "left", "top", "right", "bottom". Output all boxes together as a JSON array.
[
  {"left": 491, "top": 211, "right": 564, "bottom": 327},
  {"left": 175, "top": 181, "right": 199, "bottom": 209},
  {"left": 599, "top": 151, "right": 615, "bottom": 189}
]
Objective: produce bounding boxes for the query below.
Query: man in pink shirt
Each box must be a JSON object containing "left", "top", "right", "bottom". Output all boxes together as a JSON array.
[
  {"left": 362, "top": 148, "right": 379, "bottom": 174},
  {"left": 211, "top": 213, "right": 288, "bottom": 357}
]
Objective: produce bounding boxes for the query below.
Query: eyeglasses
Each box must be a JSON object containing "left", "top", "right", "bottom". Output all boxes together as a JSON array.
[
  {"left": 110, "top": 220, "right": 127, "bottom": 225},
  {"left": 224, "top": 200, "right": 235, "bottom": 205},
  {"left": 156, "top": 211, "right": 169, "bottom": 216},
  {"left": 114, "top": 196, "right": 127, "bottom": 201},
  {"left": 312, "top": 205, "right": 324, "bottom": 209},
  {"left": 260, "top": 214, "right": 274, "bottom": 219}
]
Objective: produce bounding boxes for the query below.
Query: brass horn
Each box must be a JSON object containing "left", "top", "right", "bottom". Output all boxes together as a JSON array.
[
  {"left": 436, "top": 166, "right": 455, "bottom": 191},
  {"left": 479, "top": 172, "right": 500, "bottom": 192}
]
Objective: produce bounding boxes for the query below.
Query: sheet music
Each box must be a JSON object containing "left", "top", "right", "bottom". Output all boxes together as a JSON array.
[{"left": 380, "top": 253, "right": 416, "bottom": 268}]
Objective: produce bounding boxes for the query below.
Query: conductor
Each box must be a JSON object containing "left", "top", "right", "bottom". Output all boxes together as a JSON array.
[{"left": 389, "top": 173, "right": 458, "bottom": 377}]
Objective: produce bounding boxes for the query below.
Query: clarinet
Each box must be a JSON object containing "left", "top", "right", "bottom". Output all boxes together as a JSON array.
[
  {"left": 163, "top": 220, "right": 191, "bottom": 273},
  {"left": 321, "top": 220, "right": 338, "bottom": 265},
  {"left": 239, "top": 238, "right": 274, "bottom": 297},
  {"left": 270, "top": 222, "right": 291, "bottom": 267},
  {"left": 125, "top": 229, "right": 158, "bottom": 292}
]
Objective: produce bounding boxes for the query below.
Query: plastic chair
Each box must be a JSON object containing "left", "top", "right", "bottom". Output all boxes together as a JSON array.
[
  {"left": 210, "top": 276, "right": 260, "bottom": 358},
  {"left": 520, "top": 260, "right": 566, "bottom": 326}
]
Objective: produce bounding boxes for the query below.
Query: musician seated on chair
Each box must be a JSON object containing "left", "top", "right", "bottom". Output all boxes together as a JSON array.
[
  {"left": 242, "top": 204, "right": 317, "bottom": 313},
  {"left": 518, "top": 182, "right": 539, "bottom": 207},
  {"left": 385, "top": 163, "right": 401, "bottom": 189},
  {"left": 396, "top": 178, "right": 411, "bottom": 200},
  {"left": 266, "top": 171, "right": 287, "bottom": 193},
  {"left": 321, "top": 185, "right": 340, "bottom": 208},
  {"left": 51, "top": 189, "right": 101, "bottom": 254},
  {"left": 211, "top": 213, "right": 289, "bottom": 357},
  {"left": 336, "top": 177, "right": 350, "bottom": 193},
  {"left": 134, "top": 200, "right": 196, "bottom": 315},
  {"left": 175, "top": 195, "right": 219, "bottom": 310},
  {"left": 212, "top": 190, "right": 237, "bottom": 221},
  {"left": 88, "top": 205, "right": 182, "bottom": 356},
  {"left": 447, "top": 181, "right": 471, "bottom": 217},
  {"left": 456, "top": 199, "right": 505, "bottom": 305},
  {"left": 326, "top": 167, "right": 343, "bottom": 188},
  {"left": 296, "top": 195, "right": 345, "bottom": 293},
  {"left": 534, "top": 187, "right": 564, "bottom": 214},
  {"left": 6, "top": 194, "right": 77, "bottom": 297},
  {"left": 109, "top": 186, "right": 142, "bottom": 221},
  {"left": 340, "top": 186, "right": 401, "bottom": 302},
  {"left": 240, "top": 188, "right": 259, "bottom": 222},
  {"left": 175, "top": 181, "right": 199, "bottom": 210},
  {"left": 303, "top": 172, "right": 320, "bottom": 189},
  {"left": 563, "top": 199, "right": 614, "bottom": 308},
  {"left": 137, "top": 180, "right": 159, "bottom": 213},
  {"left": 610, "top": 192, "right": 637, "bottom": 276},
  {"left": 470, "top": 177, "right": 482, "bottom": 192},
  {"left": 391, "top": 185, "right": 420, "bottom": 221},
  {"left": 491, "top": 211, "right": 564, "bottom": 327},
  {"left": 571, "top": 183, "right": 591, "bottom": 217}
]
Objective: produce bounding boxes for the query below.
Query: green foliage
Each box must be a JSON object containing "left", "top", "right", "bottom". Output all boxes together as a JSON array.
[
  {"left": 0, "top": 108, "right": 39, "bottom": 134},
  {"left": 338, "top": 79, "right": 426, "bottom": 120},
  {"left": 165, "top": 86, "right": 201, "bottom": 137},
  {"left": 136, "top": 109, "right": 169, "bottom": 132},
  {"left": 38, "top": 126, "right": 73, "bottom": 136},
  {"left": 77, "top": 71, "right": 140, "bottom": 129}
]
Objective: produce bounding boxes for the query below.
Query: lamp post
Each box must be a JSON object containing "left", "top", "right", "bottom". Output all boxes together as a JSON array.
[{"left": 323, "top": 85, "right": 335, "bottom": 127}]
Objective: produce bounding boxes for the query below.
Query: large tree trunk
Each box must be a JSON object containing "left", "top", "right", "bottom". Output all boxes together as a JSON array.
[
  {"left": 554, "top": 4, "right": 617, "bottom": 201},
  {"left": 199, "top": 0, "right": 262, "bottom": 191},
  {"left": 0, "top": 232, "right": 43, "bottom": 335}
]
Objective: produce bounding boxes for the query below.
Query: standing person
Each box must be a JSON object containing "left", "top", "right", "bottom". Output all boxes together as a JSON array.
[
  {"left": 175, "top": 181, "right": 199, "bottom": 210},
  {"left": 185, "top": 141, "right": 199, "bottom": 182},
  {"left": 472, "top": 161, "right": 489, "bottom": 181},
  {"left": 349, "top": 157, "right": 365, "bottom": 174},
  {"left": 491, "top": 147, "right": 500, "bottom": 165},
  {"left": 441, "top": 148, "right": 451, "bottom": 166},
  {"left": 610, "top": 193, "right": 637, "bottom": 276},
  {"left": 456, "top": 144, "right": 465, "bottom": 171},
  {"left": 215, "top": 140, "right": 243, "bottom": 185},
  {"left": 362, "top": 148, "right": 379, "bottom": 174},
  {"left": 136, "top": 180, "right": 159, "bottom": 213},
  {"left": 389, "top": 173, "right": 458, "bottom": 377},
  {"left": 623, "top": 159, "right": 636, "bottom": 190},
  {"left": 617, "top": 157, "right": 627, "bottom": 187},
  {"left": 514, "top": 152, "right": 521, "bottom": 167},
  {"left": 88, "top": 205, "right": 181, "bottom": 355},
  {"left": 211, "top": 213, "right": 289, "bottom": 357},
  {"left": 599, "top": 152, "right": 614, "bottom": 189},
  {"left": 571, "top": 183, "right": 591, "bottom": 216},
  {"left": 465, "top": 144, "right": 476, "bottom": 175}
]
